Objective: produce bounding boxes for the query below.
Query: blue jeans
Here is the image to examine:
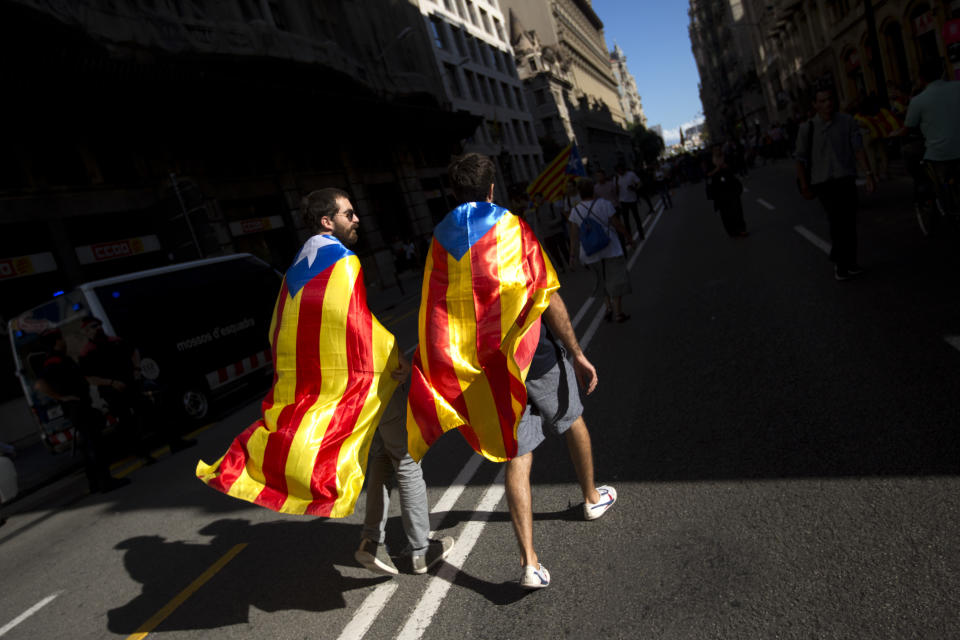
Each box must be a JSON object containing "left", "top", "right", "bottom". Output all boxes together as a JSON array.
[{"left": 361, "top": 382, "right": 430, "bottom": 554}]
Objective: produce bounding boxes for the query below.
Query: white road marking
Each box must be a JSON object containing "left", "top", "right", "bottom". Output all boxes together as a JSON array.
[
  {"left": 341, "top": 454, "right": 484, "bottom": 640},
  {"left": 944, "top": 336, "right": 960, "bottom": 353},
  {"left": 794, "top": 225, "right": 831, "bottom": 255},
  {"left": 570, "top": 296, "right": 595, "bottom": 330},
  {"left": 627, "top": 205, "right": 664, "bottom": 271},
  {"left": 756, "top": 198, "right": 776, "bottom": 210},
  {"left": 346, "top": 193, "right": 661, "bottom": 639},
  {"left": 396, "top": 468, "right": 506, "bottom": 640},
  {"left": 336, "top": 583, "right": 399, "bottom": 640},
  {"left": 0, "top": 592, "right": 61, "bottom": 637}
]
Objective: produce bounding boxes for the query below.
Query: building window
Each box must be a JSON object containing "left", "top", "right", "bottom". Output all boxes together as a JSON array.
[
  {"left": 480, "top": 8, "right": 493, "bottom": 34},
  {"left": 444, "top": 63, "right": 463, "bottom": 98},
  {"left": 493, "top": 17, "right": 505, "bottom": 42},
  {"left": 430, "top": 16, "right": 447, "bottom": 49},
  {"left": 502, "top": 82, "right": 514, "bottom": 108},
  {"left": 468, "top": 35, "right": 481, "bottom": 62},
  {"left": 534, "top": 88, "right": 546, "bottom": 105},
  {"left": 523, "top": 120, "right": 534, "bottom": 143},
  {"left": 465, "top": 0, "right": 479, "bottom": 26},
  {"left": 451, "top": 26, "right": 467, "bottom": 56},
  {"left": 443, "top": 0, "right": 453, "bottom": 11},
  {"left": 455, "top": 0, "right": 467, "bottom": 20},
  {"left": 479, "top": 74, "right": 492, "bottom": 102},
  {"left": 529, "top": 57, "right": 538, "bottom": 72},
  {"left": 542, "top": 117, "right": 554, "bottom": 135},
  {"left": 512, "top": 119, "right": 523, "bottom": 143},
  {"left": 267, "top": 1, "right": 287, "bottom": 29},
  {"left": 464, "top": 70, "right": 480, "bottom": 100},
  {"left": 514, "top": 87, "right": 524, "bottom": 109}
]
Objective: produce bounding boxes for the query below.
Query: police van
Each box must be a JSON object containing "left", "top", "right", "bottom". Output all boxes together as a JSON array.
[{"left": 8, "top": 254, "right": 281, "bottom": 452}]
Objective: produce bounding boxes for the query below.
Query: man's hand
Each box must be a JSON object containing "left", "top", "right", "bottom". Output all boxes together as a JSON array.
[
  {"left": 391, "top": 353, "right": 411, "bottom": 382},
  {"left": 865, "top": 175, "right": 876, "bottom": 194},
  {"left": 572, "top": 352, "right": 598, "bottom": 395}
]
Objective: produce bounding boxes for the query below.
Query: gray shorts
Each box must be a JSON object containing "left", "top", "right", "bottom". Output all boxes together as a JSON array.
[
  {"left": 516, "top": 352, "right": 584, "bottom": 457},
  {"left": 588, "top": 255, "right": 632, "bottom": 298}
]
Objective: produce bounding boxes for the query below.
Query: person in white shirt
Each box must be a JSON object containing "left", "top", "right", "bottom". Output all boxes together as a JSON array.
[
  {"left": 568, "top": 178, "right": 633, "bottom": 322},
  {"left": 614, "top": 162, "right": 647, "bottom": 241}
]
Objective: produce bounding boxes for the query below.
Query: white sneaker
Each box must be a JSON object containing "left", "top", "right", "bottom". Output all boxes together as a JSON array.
[
  {"left": 583, "top": 485, "right": 617, "bottom": 521},
  {"left": 520, "top": 563, "right": 551, "bottom": 589},
  {"left": 355, "top": 538, "right": 398, "bottom": 576}
]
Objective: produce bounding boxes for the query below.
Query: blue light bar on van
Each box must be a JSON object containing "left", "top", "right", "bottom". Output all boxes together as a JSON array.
[
  {"left": 15, "top": 331, "right": 23, "bottom": 338},
  {"left": 112, "top": 291, "right": 120, "bottom": 298},
  {"left": 72, "top": 303, "right": 81, "bottom": 311},
  {"left": 52, "top": 290, "right": 65, "bottom": 297}
]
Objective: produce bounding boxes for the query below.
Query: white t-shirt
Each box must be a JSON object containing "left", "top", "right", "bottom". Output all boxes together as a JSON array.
[
  {"left": 568, "top": 198, "right": 623, "bottom": 264},
  {"left": 616, "top": 171, "right": 641, "bottom": 202}
]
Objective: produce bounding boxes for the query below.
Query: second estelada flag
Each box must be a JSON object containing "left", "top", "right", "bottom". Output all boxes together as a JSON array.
[
  {"left": 196, "top": 234, "right": 399, "bottom": 517},
  {"left": 406, "top": 202, "right": 560, "bottom": 463}
]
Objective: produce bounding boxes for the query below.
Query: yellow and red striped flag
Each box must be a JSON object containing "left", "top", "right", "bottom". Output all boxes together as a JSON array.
[
  {"left": 526, "top": 143, "right": 586, "bottom": 202},
  {"left": 406, "top": 202, "right": 560, "bottom": 463},
  {"left": 196, "top": 234, "right": 399, "bottom": 517}
]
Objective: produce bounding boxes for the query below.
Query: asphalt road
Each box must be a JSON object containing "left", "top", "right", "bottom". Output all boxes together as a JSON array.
[{"left": 2, "top": 160, "right": 960, "bottom": 640}]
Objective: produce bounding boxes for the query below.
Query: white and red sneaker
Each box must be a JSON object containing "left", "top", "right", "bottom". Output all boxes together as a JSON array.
[{"left": 583, "top": 485, "right": 617, "bottom": 521}]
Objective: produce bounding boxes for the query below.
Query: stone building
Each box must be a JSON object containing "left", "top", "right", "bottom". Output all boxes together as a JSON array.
[
  {"left": 747, "top": 0, "right": 960, "bottom": 122},
  {"left": 610, "top": 43, "right": 648, "bottom": 127},
  {"left": 502, "top": 0, "right": 633, "bottom": 172},
  {"left": 689, "top": 0, "right": 767, "bottom": 141},
  {"left": 416, "top": 0, "right": 543, "bottom": 200},
  {"left": 0, "top": 0, "right": 477, "bottom": 401},
  {"left": 691, "top": 0, "right": 960, "bottom": 135}
]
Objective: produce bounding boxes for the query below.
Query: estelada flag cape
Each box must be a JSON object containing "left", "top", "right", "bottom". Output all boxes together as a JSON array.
[
  {"left": 406, "top": 202, "right": 560, "bottom": 463},
  {"left": 196, "top": 234, "right": 399, "bottom": 517}
]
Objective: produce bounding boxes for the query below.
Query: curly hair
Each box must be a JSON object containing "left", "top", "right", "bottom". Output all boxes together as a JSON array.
[{"left": 300, "top": 188, "right": 351, "bottom": 235}]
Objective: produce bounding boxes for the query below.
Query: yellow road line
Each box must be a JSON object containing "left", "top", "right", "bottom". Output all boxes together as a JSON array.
[{"left": 125, "top": 543, "right": 247, "bottom": 640}]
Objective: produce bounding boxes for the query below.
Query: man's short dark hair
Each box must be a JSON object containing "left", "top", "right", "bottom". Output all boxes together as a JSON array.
[
  {"left": 301, "top": 188, "right": 351, "bottom": 235},
  {"left": 448, "top": 153, "right": 496, "bottom": 203},
  {"left": 919, "top": 57, "right": 944, "bottom": 83},
  {"left": 576, "top": 178, "right": 595, "bottom": 200}
]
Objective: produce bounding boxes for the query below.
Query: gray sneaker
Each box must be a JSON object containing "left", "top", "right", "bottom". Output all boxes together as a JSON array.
[
  {"left": 412, "top": 536, "right": 455, "bottom": 574},
  {"left": 355, "top": 538, "right": 398, "bottom": 576}
]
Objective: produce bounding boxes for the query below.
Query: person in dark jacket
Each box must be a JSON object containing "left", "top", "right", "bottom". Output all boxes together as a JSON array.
[{"left": 706, "top": 144, "right": 748, "bottom": 237}]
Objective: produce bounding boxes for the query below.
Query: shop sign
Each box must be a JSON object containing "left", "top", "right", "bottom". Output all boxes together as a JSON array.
[
  {"left": 75, "top": 235, "right": 161, "bottom": 265},
  {"left": 229, "top": 215, "right": 285, "bottom": 237},
  {"left": 915, "top": 12, "right": 936, "bottom": 36},
  {"left": 0, "top": 252, "right": 57, "bottom": 280}
]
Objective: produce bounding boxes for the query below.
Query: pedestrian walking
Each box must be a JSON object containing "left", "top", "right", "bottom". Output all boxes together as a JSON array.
[
  {"left": 614, "top": 162, "right": 646, "bottom": 241},
  {"left": 198, "top": 188, "right": 454, "bottom": 576},
  {"left": 569, "top": 178, "right": 633, "bottom": 323},
  {"left": 406, "top": 153, "right": 616, "bottom": 589},
  {"left": 795, "top": 85, "right": 876, "bottom": 281},
  {"left": 903, "top": 57, "right": 960, "bottom": 215},
  {"left": 706, "top": 145, "right": 748, "bottom": 237}
]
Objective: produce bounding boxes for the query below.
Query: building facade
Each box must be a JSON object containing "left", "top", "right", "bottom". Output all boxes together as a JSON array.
[
  {"left": 0, "top": 0, "right": 479, "bottom": 402},
  {"left": 417, "top": 0, "right": 543, "bottom": 199},
  {"left": 692, "top": 0, "right": 960, "bottom": 137},
  {"left": 503, "top": 0, "right": 634, "bottom": 172},
  {"left": 689, "top": 0, "right": 767, "bottom": 142},
  {"left": 610, "top": 44, "right": 648, "bottom": 127}
]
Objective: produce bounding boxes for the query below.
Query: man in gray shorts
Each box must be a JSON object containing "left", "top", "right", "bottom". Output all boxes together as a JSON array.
[{"left": 507, "top": 311, "right": 617, "bottom": 590}]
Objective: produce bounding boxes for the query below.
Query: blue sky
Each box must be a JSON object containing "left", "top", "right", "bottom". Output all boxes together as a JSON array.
[{"left": 592, "top": 0, "right": 703, "bottom": 144}]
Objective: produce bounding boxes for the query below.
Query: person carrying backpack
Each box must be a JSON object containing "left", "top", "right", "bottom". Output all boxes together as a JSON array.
[{"left": 568, "top": 178, "right": 633, "bottom": 322}]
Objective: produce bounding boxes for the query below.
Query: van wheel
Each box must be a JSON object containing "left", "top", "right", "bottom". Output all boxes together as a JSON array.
[{"left": 179, "top": 386, "right": 209, "bottom": 421}]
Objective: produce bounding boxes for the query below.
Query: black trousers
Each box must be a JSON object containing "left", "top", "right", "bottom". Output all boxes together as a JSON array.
[
  {"left": 619, "top": 200, "right": 645, "bottom": 239},
  {"left": 814, "top": 177, "right": 858, "bottom": 270}
]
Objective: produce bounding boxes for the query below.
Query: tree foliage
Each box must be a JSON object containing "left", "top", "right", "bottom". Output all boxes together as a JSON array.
[{"left": 628, "top": 124, "right": 666, "bottom": 166}]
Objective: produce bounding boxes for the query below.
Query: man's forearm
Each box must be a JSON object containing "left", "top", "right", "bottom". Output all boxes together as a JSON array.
[{"left": 542, "top": 292, "right": 583, "bottom": 357}]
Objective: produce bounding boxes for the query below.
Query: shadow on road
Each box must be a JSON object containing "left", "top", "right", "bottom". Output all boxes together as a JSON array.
[{"left": 107, "top": 518, "right": 389, "bottom": 634}]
